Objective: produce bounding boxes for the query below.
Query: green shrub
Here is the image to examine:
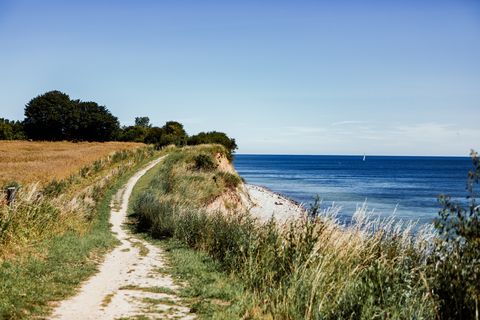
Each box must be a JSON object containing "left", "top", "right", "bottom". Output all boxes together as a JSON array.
[
  {"left": 188, "top": 131, "right": 237, "bottom": 160},
  {"left": 193, "top": 154, "right": 217, "bottom": 171},
  {"left": 432, "top": 150, "right": 480, "bottom": 319}
]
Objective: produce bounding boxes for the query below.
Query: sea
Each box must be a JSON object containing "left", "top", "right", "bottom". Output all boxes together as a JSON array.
[{"left": 233, "top": 155, "right": 473, "bottom": 224}]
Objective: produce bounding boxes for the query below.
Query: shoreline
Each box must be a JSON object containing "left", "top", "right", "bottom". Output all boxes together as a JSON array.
[{"left": 245, "top": 184, "right": 307, "bottom": 222}]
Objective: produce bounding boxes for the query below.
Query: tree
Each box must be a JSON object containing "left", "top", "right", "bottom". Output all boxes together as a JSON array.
[
  {"left": 75, "top": 102, "right": 120, "bottom": 141},
  {"left": 118, "top": 125, "right": 149, "bottom": 142},
  {"left": 24, "top": 91, "right": 75, "bottom": 140},
  {"left": 23, "top": 90, "right": 119, "bottom": 141},
  {"left": 188, "top": 131, "right": 238, "bottom": 156},
  {"left": 0, "top": 118, "right": 25, "bottom": 140},
  {"left": 0, "top": 119, "right": 13, "bottom": 140},
  {"left": 135, "top": 117, "right": 151, "bottom": 128},
  {"left": 144, "top": 127, "right": 164, "bottom": 144},
  {"left": 155, "top": 121, "right": 188, "bottom": 148}
]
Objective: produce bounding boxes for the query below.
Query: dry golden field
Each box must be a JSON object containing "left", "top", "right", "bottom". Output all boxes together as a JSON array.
[{"left": 0, "top": 141, "right": 144, "bottom": 185}]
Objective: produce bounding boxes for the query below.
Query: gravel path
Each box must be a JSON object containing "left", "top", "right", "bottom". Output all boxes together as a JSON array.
[{"left": 50, "top": 157, "right": 195, "bottom": 320}]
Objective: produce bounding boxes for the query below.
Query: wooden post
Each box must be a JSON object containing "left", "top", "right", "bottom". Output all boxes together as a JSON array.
[{"left": 6, "top": 187, "right": 16, "bottom": 206}]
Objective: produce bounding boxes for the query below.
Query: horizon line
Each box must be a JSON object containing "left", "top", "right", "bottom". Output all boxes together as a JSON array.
[{"left": 234, "top": 153, "right": 472, "bottom": 158}]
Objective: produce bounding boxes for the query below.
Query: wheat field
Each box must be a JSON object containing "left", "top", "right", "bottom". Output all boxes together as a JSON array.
[{"left": 0, "top": 140, "right": 144, "bottom": 185}]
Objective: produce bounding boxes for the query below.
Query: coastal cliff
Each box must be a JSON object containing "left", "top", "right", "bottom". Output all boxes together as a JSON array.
[{"left": 204, "top": 149, "right": 306, "bottom": 222}]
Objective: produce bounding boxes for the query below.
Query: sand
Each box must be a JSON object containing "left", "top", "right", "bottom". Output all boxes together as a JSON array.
[{"left": 245, "top": 184, "right": 307, "bottom": 222}]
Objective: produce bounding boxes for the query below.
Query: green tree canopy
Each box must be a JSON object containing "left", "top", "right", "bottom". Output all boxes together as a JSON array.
[
  {"left": 135, "top": 117, "right": 151, "bottom": 128},
  {"left": 75, "top": 102, "right": 120, "bottom": 141},
  {"left": 155, "top": 121, "right": 188, "bottom": 148},
  {"left": 118, "top": 125, "right": 149, "bottom": 142},
  {"left": 188, "top": 131, "right": 237, "bottom": 156},
  {"left": 0, "top": 118, "right": 25, "bottom": 140},
  {"left": 144, "top": 127, "right": 164, "bottom": 144},
  {"left": 23, "top": 91, "right": 119, "bottom": 141},
  {"left": 24, "top": 91, "right": 75, "bottom": 140}
]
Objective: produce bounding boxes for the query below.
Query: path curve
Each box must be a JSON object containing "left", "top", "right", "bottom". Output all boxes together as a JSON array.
[{"left": 51, "top": 157, "right": 195, "bottom": 320}]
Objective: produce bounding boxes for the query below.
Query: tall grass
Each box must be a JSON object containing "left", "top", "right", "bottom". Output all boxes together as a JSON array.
[
  {"left": 0, "top": 146, "right": 158, "bottom": 318},
  {"left": 0, "top": 146, "right": 155, "bottom": 258},
  {"left": 132, "top": 145, "right": 478, "bottom": 319},
  {"left": 134, "top": 198, "right": 436, "bottom": 318}
]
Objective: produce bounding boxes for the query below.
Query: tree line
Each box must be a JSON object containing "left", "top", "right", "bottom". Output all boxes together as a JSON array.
[{"left": 0, "top": 90, "right": 237, "bottom": 155}]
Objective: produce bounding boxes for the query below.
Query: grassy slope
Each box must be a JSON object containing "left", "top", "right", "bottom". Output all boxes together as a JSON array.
[
  {"left": 0, "top": 151, "right": 158, "bottom": 319},
  {"left": 128, "top": 151, "right": 249, "bottom": 319}
]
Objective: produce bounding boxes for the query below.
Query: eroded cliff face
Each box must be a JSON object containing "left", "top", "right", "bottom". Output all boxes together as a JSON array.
[{"left": 205, "top": 153, "right": 254, "bottom": 214}]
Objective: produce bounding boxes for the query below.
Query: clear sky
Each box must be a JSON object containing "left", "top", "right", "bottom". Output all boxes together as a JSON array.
[{"left": 0, "top": 0, "right": 479, "bottom": 155}]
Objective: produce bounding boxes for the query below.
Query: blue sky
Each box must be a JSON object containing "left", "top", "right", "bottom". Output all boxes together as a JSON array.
[{"left": 0, "top": 0, "right": 479, "bottom": 155}]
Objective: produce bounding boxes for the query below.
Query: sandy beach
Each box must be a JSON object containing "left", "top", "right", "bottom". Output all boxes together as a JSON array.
[{"left": 245, "top": 184, "right": 307, "bottom": 222}]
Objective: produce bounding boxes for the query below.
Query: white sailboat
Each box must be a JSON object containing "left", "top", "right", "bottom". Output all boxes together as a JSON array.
[{"left": 363, "top": 154, "right": 366, "bottom": 161}]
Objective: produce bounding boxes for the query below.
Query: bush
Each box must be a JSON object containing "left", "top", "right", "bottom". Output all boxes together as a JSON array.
[
  {"left": 193, "top": 154, "right": 217, "bottom": 171},
  {"left": 188, "top": 131, "right": 237, "bottom": 159},
  {"left": 432, "top": 150, "right": 480, "bottom": 319}
]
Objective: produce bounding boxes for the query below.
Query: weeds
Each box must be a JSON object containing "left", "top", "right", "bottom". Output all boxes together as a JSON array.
[{"left": 193, "top": 154, "right": 217, "bottom": 171}]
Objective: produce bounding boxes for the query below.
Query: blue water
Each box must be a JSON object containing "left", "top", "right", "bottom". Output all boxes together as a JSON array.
[{"left": 234, "top": 155, "right": 473, "bottom": 223}]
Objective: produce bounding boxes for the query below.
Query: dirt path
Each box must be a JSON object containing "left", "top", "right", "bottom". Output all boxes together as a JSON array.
[{"left": 51, "top": 157, "right": 195, "bottom": 320}]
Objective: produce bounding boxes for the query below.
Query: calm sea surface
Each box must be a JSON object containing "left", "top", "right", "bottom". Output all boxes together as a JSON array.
[{"left": 234, "top": 155, "right": 472, "bottom": 223}]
